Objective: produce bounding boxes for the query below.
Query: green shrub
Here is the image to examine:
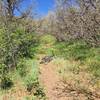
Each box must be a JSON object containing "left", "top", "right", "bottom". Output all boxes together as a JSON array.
[
  {"left": 24, "top": 73, "right": 45, "bottom": 99},
  {"left": 0, "top": 76, "right": 13, "bottom": 90},
  {"left": 81, "top": 47, "right": 100, "bottom": 78},
  {"left": 54, "top": 42, "right": 68, "bottom": 56},
  {"left": 16, "top": 59, "right": 28, "bottom": 77},
  {"left": 0, "top": 25, "right": 37, "bottom": 75},
  {"left": 34, "top": 86, "right": 46, "bottom": 99},
  {"left": 65, "top": 41, "right": 89, "bottom": 60},
  {"left": 87, "top": 59, "right": 100, "bottom": 78},
  {"left": 23, "top": 96, "right": 39, "bottom": 100},
  {"left": 86, "top": 48, "right": 100, "bottom": 76},
  {"left": 35, "top": 44, "right": 56, "bottom": 55},
  {"left": 22, "top": 60, "right": 39, "bottom": 91},
  {"left": 35, "top": 44, "right": 47, "bottom": 54},
  {"left": 54, "top": 41, "right": 90, "bottom": 61},
  {"left": 23, "top": 96, "right": 37, "bottom": 100},
  {"left": 24, "top": 73, "right": 39, "bottom": 92},
  {"left": 87, "top": 48, "right": 100, "bottom": 60},
  {"left": 0, "top": 63, "right": 13, "bottom": 90},
  {"left": 29, "top": 44, "right": 39, "bottom": 58},
  {"left": 22, "top": 60, "right": 45, "bottom": 99},
  {"left": 39, "top": 34, "right": 56, "bottom": 45},
  {"left": 35, "top": 35, "right": 57, "bottom": 55},
  {"left": 54, "top": 41, "right": 100, "bottom": 79}
]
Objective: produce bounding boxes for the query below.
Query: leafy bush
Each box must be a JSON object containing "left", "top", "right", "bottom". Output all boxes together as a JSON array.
[
  {"left": 0, "top": 26, "right": 37, "bottom": 80},
  {"left": 64, "top": 41, "right": 89, "bottom": 60},
  {"left": 25, "top": 76, "right": 38, "bottom": 88},
  {"left": 53, "top": 40, "right": 100, "bottom": 78},
  {"left": 16, "top": 59, "right": 28, "bottom": 77},
  {"left": 24, "top": 73, "right": 39, "bottom": 92},
  {"left": 22, "top": 60, "right": 45, "bottom": 99},
  {"left": 54, "top": 42, "right": 70, "bottom": 56},
  {"left": 88, "top": 60, "right": 100, "bottom": 78},
  {"left": 33, "top": 35, "right": 57, "bottom": 56},
  {"left": 29, "top": 43, "right": 39, "bottom": 58},
  {"left": 0, "top": 63, "right": 13, "bottom": 90},
  {"left": 0, "top": 25, "right": 38, "bottom": 92},
  {"left": 54, "top": 41, "right": 90, "bottom": 60},
  {"left": 0, "top": 76, "right": 13, "bottom": 90},
  {"left": 23, "top": 96, "right": 37, "bottom": 100},
  {"left": 22, "top": 60, "right": 39, "bottom": 91},
  {"left": 24, "top": 71, "right": 45, "bottom": 99},
  {"left": 37, "top": 47, "right": 56, "bottom": 55},
  {"left": 39, "top": 34, "right": 56, "bottom": 45}
]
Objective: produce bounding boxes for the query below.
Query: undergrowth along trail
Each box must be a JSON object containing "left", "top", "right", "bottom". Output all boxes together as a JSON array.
[{"left": 39, "top": 55, "right": 100, "bottom": 100}]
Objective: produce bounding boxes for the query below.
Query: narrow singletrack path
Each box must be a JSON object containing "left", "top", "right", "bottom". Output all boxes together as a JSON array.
[{"left": 39, "top": 61, "right": 68, "bottom": 100}]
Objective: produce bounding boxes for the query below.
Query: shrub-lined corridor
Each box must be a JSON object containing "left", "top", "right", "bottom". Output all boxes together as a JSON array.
[{"left": 0, "top": 0, "right": 100, "bottom": 100}]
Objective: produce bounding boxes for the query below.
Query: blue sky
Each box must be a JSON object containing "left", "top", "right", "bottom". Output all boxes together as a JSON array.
[
  {"left": 15, "top": 0, "right": 55, "bottom": 17},
  {"left": 37, "top": 0, "right": 54, "bottom": 16},
  {"left": 15, "top": 0, "right": 77, "bottom": 17}
]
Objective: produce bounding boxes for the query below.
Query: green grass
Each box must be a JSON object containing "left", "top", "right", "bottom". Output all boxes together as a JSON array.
[
  {"left": 53, "top": 40, "right": 100, "bottom": 79},
  {"left": 17, "top": 59, "right": 45, "bottom": 99},
  {"left": 32, "top": 35, "right": 57, "bottom": 55},
  {"left": 0, "top": 34, "right": 100, "bottom": 99},
  {"left": 54, "top": 41, "right": 89, "bottom": 60},
  {"left": 39, "top": 34, "right": 57, "bottom": 45},
  {"left": 22, "top": 59, "right": 39, "bottom": 88},
  {"left": 22, "top": 96, "right": 37, "bottom": 100},
  {"left": 36, "top": 35, "right": 100, "bottom": 79},
  {"left": 0, "top": 58, "right": 45, "bottom": 99}
]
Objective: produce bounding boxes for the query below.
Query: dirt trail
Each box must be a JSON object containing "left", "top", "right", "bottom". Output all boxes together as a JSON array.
[
  {"left": 39, "top": 60, "right": 100, "bottom": 100},
  {"left": 39, "top": 61, "right": 68, "bottom": 100}
]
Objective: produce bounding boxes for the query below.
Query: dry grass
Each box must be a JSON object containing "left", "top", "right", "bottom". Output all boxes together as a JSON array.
[{"left": 52, "top": 57, "right": 100, "bottom": 100}]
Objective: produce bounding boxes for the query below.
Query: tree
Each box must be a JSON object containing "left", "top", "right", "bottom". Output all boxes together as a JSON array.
[
  {"left": 0, "top": 0, "right": 37, "bottom": 82},
  {"left": 0, "top": 0, "right": 36, "bottom": 21},
  {"left": 38, "top": 0, "right": 100, "bottom": 46}
]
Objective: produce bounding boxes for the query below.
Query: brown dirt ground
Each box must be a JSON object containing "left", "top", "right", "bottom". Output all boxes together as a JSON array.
[
  {"left": 39, "top": 61, "right": 86, "bottom": 100},
  {"left": 39, "top": 59, "right": 100, "bottom": 100},
  {"left": 1, "top": 55, "right": 100, "bottom": 100},
  {"left": 39, "top": 62, "right": 68, "bottom": 100}
]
